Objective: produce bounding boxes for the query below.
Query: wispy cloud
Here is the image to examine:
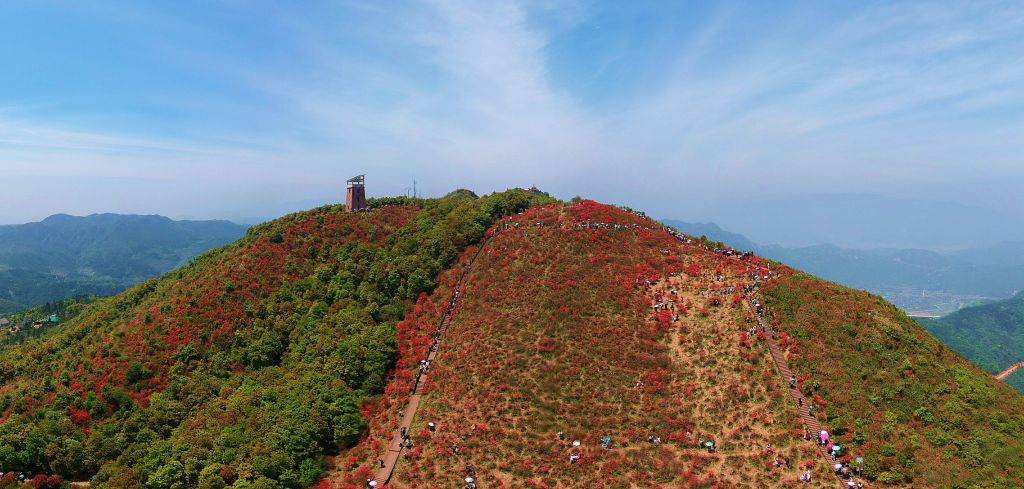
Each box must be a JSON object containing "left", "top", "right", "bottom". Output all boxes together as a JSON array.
[{"left": 0, "top": 0, "right": 1022, "bottom": 223}]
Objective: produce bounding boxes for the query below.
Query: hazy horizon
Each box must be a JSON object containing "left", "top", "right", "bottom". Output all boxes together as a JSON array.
[{"left": 3, "top": 1, "right": 1023, "bottom": 241}]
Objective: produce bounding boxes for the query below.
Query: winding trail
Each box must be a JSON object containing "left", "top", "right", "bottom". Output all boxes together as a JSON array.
[
  {"left": 664, "top": 225, "right": 848, "bottom": 485},
  {"left": 748, "top": 301, "right": 844, "bottom": 486},
  {"left": 371, "top": 229, "right": 496, "bottom": 487},
  {"left": 996, "top": 360, "right": 1024, "bottom": 381}
]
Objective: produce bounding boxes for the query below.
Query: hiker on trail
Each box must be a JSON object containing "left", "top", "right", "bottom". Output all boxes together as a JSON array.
[
  {"left": 789, "top": 375, "right": 797, "bottom": 389},
  {"left": 784, "top": 456, "right": 792, "bottom": 469},
  {"left": 573, "top": 439, "right": 581, "bottom": 448},
  {"left": 557, "top": 431, "right": 565, "bottom": 441},
  {"left": 800, "top": 470, "right": 812, "bottom": 483},
  {"left": 379, "top": 459, "right": 385, "bottom": 468},
  {"left": 831, "top": 444, "right": 842, "bottom": 459},
  {"left": 601, "top": 434, "right": 613, "bottom": 449},
  {"left": 428, "top": 422, "right": 436, "bottom": 432},
  {"left": 819, "top": 430, "right": 828, "bottom": 446},
  {"left": 401, "top": 427, "right": 408, "bottom": 439},
  {"left": 367, "top": 479, "right": 377, "bottom": 488},
  {"left": 569, "top": 452, "right": 580, "bottom": 464},
  {"left": 465, "top": 476, "right": 477, "bottom": 489}
]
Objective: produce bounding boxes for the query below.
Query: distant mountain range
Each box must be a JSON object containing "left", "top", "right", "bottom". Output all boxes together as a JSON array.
[
  {"left": 917, "top": 292, "right": 1024, "bottom": 392},
  {"left": 662, "top": 219, "right": 1024, "bottom": 315},
  {"left": 685, "top": 194, "right": 1024, "bottom": 250},
  {"left": 0, "top": 213, "right": 248, "bottom": 312}
]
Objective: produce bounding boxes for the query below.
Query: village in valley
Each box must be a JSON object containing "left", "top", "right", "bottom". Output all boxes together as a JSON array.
[{"left": 0, "top": 309, "right": 61, "bottom": 345}]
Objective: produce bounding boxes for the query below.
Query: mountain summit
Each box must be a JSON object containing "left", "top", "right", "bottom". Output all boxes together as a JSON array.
[{"left": 0, "top": 195, "right": 1020, "bottom": 488}]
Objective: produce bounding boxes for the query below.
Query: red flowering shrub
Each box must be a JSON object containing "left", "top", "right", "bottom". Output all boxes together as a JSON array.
[
  {"left": 27, "top": 475, "right": 62, "bottom": 489},
  {"left": 350, "top": 202, "right": 830, "bottom": 487}
]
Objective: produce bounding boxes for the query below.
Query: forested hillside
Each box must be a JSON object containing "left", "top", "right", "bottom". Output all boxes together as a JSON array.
[
  {"left": 0, "top": 190, "right": 550, "bottom": 487},
  {"left": 0, "top": 214, "right": 247, "bottom": 312},
  {"left": 764, "top": 274, "right": 1024, "bottom": 485},
  {"left": 917, "top": 292, "right": 1024, "bottom": 392},
  {"left": 0, "top": 298, "right": 25, "bottom": 315}
]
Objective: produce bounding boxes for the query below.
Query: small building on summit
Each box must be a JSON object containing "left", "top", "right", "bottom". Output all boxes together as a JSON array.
[{"left": 346, "top": 174, "right": 367, "bottom": 212}]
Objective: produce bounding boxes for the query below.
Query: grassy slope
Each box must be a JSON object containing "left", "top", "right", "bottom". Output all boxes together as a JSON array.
[
  {"left": 916, "top": 292, "right": 1024, "bottom": 392},
  {"left": 764, "top": 272, "right": 1024, "bottom": 487},
  {"left": 0, "top": 190, "right": 550, "bottom": 488},
  {"left": 342, "top": 202, "right": 832, "bottom": 488}
]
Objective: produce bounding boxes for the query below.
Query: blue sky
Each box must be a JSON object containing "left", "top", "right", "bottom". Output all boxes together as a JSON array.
[{"left": 1, "top": 0, "right": 1023, "bottom": 230}]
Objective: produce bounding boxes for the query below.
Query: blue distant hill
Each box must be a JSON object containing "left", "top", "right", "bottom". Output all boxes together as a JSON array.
[
  {"left": 662, "top": 219, "right": 1024, "bottom": 315},
  {"left": 0, "top": 213, "right": 247, "bottom": 313}
]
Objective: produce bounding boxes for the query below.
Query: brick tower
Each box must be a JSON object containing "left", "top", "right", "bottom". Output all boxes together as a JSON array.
[{"left": 346, "top": 174, "right": 367, "bottom": 212}]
